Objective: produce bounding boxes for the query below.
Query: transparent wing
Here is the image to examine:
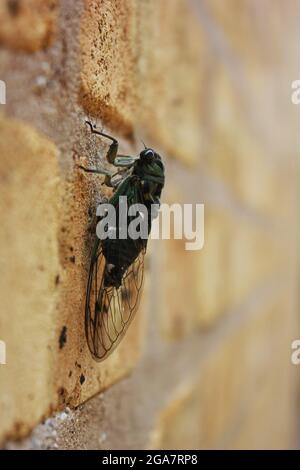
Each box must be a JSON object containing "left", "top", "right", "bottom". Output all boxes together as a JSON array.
[
  {"left": 85, "top": 238, "right": 145, "bottom": 361},
  {"left": 113, "top": 155, "right": 138, "bottom": 167}
]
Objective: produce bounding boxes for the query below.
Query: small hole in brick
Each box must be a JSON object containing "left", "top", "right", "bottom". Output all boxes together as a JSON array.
[
  {"left": 55, "top": 274, "right": 60, "bottom": 286},
  {"left": 14, "top": 422, "right": 23, "bottom": 433},
  {"left": 59, "top": 326, "right": 67, "bottom": 349},
  {"left": 7, "top": 0, "right": 20, "bottom": 17},
  {"left": 68, "top": 370, "right": 72, "bottom": 378},
  {"left": 69, "top": 255, "right": 76, "bottom": 263},
  {"left": 57, "top": 387, "right": 67, "bottom": 404},
  {"left": 49, "top": 0, "right": 56, "bottom": 11},
  {"left": 80, "top": 374, "right": 85, "bottom": 385}
]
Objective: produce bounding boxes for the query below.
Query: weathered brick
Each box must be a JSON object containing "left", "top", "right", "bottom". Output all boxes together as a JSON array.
[
  {"left": 0, "top": 114, "right": 61, "bottom": 441},
  {"left": 204, "top": 70, "right": 248, "bottom": 203},
  {"left": 1, "top": 0, "right": 300, "bottom": 451},
  {"left": 235, "top": 142, "right": 297, "bottom": 219},
  {"left": 80, "top": 0, "right": 137, "bottom": 136},
  {"left": 226, "top": 217, "right": 282, "bottom": 310},
  {"left": 206, "top": 67, "right": 296, "bottom": 218},
  {"left": 157, "top": 191, "right": 271, "bottom": 338},
  {"left": 0, "top": 0, "right": 57, "bottom": 52},
  {"left": 55, "top": 167, "right": 147, "bottom": 409},
  {"left": 136, "top": 0, "right": 206, "bottom": 165},
  {"left": 158, "top": 200, "right": 283, "bottom": 336},
  {"left": 153, "top": 183, "right": 202, "bottom": 340},
  {"left": 203, "top": 0, "right": 288, "bottom": 69},
  {"left": 0, "top": 115, "right": 147, "bottom": 442},
  {"left": 80, "top": 0, "right": 205, "bottom": 164},
  {"left": 149, "top": 383, "right": 201, "bottom": 450},
  {"left": 228, "top": 375, "right": 296, "bottom": 449},
  {"left": 158, "top": 239, "right": 199, "bottom": 340},
  {"left": 195, "top": 205, "right": 287, "bottom": 327},
  {"left": 150, "top": 292, "right": 298, "bottom": 449},
  {"left": 195, "top": 208, "right": 231, "bottom": 327}
]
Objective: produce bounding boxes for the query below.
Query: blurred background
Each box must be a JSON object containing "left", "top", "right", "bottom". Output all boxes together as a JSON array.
[{"left": 0, "top": 0, "right": 300, "bottom": 449}]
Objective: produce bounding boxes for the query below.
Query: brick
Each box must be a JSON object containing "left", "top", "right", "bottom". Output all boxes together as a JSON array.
[
  {"left": 0, "top": 115, "right": 147, "bottom": 442},
  {"left": 154, "top": 185, "right": 200, "bottom": 340},
  {"left": 206, "top": 68, "right": 296, "bottom": 218},
  {"left": 2, "top": 0, "right": 300, "bottom": 451},
  {"left": 204, "top": 70, "right": 248, "bottom": 203},
  {"left": 70, "top": 307, "right": 145, "bottom": 407},
  {"left": 149, "top": 291, "right": 298, "bottom": 449},
  {"left": 158, "top": 200, "right": 283, "bottom": 336},
  {"left": 235, "top": 144, "right": 297, "bottom": 220},
  {"left": 149, "top": 383, "right": 201, "bottom": 450},
  {"left": 226, "top": 216, "right": 282, "bottom": 310},
  {"left": 80, "top": 0, "right": 137, "bottom": 136},
  {"left": 0, "top": 114, "right": 61, "bottom": 441},
  {"left": 0, "top": 0, "right": 57, "bottom": 52},
  {"left": 203, "top": 211, "right": 276, "bottom": 323},
  {"left": 159, "top": 238, "right": 199, "bottom": 340},
  {"left": 136, "top": 0, "right": 206, "bottom": 165},
  {"left": 205, "top": 0, "right": 254, "bottom": 52},
  {"left": 80, "top": 0, "right": 206, "bottom": 164},
  {"left": 203, "top": 0, "right": 287, "bottom": 69},
  {"left": 55, "top": 168, "right": 147, "bottom": 409},
  {"left": 220, "top": 303, "right": 298, "bottom": 449},
  {"left": 228, "top": 376, "right": 296, "bottom": 449},
  {"left": 195, "top": 208, "right": 232, "bottom": 327}
]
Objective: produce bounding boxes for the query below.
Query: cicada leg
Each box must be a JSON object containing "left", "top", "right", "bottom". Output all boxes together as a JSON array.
[
  {"left": 78, "top": 164, "right": 128, "bottom": 189},
  {"left": 85, "top": 120, "right": 119, "bottom": 164},
  {"left": 85, "top": 121, "right": 138, "bottom": 169}
]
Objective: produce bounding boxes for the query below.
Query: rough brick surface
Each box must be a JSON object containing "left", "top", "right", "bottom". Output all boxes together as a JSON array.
[
  {"left": 52, "top": 164, "right": 146, "bottom": 410},
  {"left": 0, "top": 115, "right": 61, "bottom": 440},
  {"left": 135, "top": 0, "right": 206, "bottom": 164},
  {"left": 80, "top": 0, "right": 136, "bottom": 135},
  {"left": 1, "top": 0, "right": 300, "bottom": 451},
  {"left": 80, "top": 0, "right": 205, "bottom": 163},
  {"left": 0, "top": 0, "right": 57, "bottom": 52},
  {"left": 204, "top": 0, "right": 296, "bottom": 71},
  {"left": 150, "top": 292, "right": 298, "bottom": 450},
  {"left": 160, "top": 202, "right": 283, "bottom": 335},
  {"left": 206, "top": 67, "right": 298, "bottom": 218},
  {"left": 0, "top": 115, "right": 146, "bottom": 443}
]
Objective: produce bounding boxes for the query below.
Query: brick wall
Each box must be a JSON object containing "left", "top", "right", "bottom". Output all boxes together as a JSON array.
[{"left": 0, "top": 0, "right": 300, "bottom": 449}]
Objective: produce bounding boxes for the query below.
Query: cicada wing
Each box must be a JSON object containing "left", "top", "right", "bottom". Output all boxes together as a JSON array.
[
  {"left": 84, "top": 237, "right": 105, "bottom": 358},
  {"left": 85, "top": 239, "right": 145, "bottom": 361}
]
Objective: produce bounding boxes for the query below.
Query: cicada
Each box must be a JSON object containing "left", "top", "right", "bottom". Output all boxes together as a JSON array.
[{"left": 79, "top": 121, "right": 165, "bottom": 361}]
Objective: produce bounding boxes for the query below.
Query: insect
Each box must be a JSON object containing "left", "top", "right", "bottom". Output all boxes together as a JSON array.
[{"left": 79, "top": 121, "right": 165, "bottom": 361}]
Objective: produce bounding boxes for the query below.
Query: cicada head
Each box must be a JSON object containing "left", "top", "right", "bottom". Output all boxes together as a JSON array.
[
  {"left": 140, "top": 148, "right": 154, "bottom": 160},
  {"left": 139, "top": 148, "right": 162, "bottom": 162}
]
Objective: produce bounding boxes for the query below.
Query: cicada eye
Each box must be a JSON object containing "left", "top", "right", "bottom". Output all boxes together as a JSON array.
[{"left": 140, "top": 148, "right": 154, "bottom": 160}]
